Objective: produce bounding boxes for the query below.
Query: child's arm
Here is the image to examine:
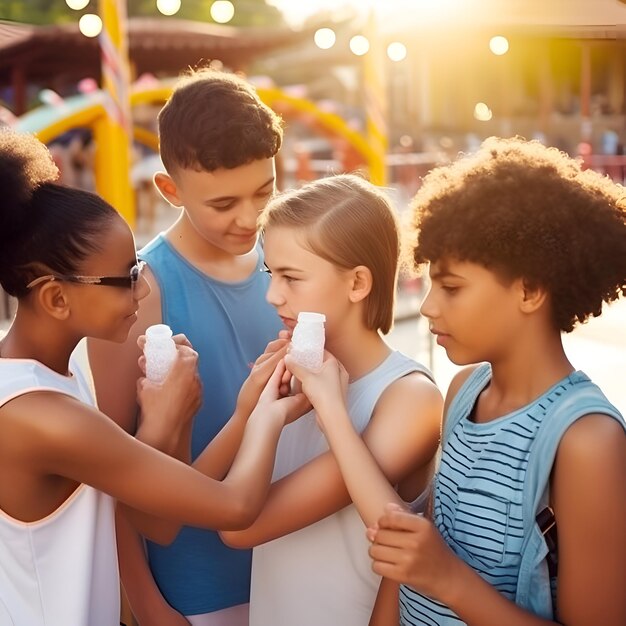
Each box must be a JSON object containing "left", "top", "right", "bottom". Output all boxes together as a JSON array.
[
  {"left": 220, "top": 353, "right": 442, "bottom": 547},
  {"left": 368, "top": 413, "right": 626, "bottom": 626},
  {"left": 124, "top": 339, "right": 294, "bottom": 542},
  {"left": 368, "top": 578, "right": 399, "bottom": 626},
  {"left": 3, "top": 359, "right": 307, "bottom": 532}
]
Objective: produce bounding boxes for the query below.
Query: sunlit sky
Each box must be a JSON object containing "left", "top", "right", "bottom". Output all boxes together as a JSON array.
[{"left": 266, "top": 0, "right": 626, "bottom": 29}]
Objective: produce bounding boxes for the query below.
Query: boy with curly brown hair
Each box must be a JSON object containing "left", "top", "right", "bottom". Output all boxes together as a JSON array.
[{"left": 287, "top": 136, "right": 626, "bottom": 626}]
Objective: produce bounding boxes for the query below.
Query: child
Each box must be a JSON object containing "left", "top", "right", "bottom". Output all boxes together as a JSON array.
[
  {"left": 0, "top": 131, "right": 307, "bottom": 625},
  {"left": 87, "top": 69, "right": 285, "bottom": 625},
  {"left": 217, "top": 174, "right": 443, "bottom": 626},
  {"left": 289, "top": 137, "right": 626, "bottom": 626}
]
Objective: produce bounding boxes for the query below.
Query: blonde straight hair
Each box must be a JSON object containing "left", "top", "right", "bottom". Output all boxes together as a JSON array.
[{"left": 260, "top": 174, "right": 400, "bottom": 334}]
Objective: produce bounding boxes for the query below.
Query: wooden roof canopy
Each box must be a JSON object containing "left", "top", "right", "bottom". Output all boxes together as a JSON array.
[{"left": 0, "top": 18, "right": 305, "bottom": 88}]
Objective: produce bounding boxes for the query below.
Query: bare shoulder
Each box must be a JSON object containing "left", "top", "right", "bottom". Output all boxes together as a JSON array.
[
  {"left": 556, "top": 412, "right": 626, "bottom": 466},
  {"left": 376, "top": 369, "right": 443, "bottom": 416},
  {"left": 0, "top": 391, "right": 106, "bottom": 463}
]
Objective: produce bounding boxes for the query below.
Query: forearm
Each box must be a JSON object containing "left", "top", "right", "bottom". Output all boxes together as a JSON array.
[
  {"left": 369, "top": 579, "right": 399, "bottom": 626},
  {"left": 192, "top": 408, "right": 249, "bottom": 480},
  {"left": 319, "top": 403, "right": 402, "bottom": 527},
  {"left": 443, "top": 559, "right": 559, "bottom": 626},
  {"left": 116, "top": 507, "right": 172, "bottom": 623},
  {"left": 220, "top": 411, "right": 284, "bottom": 520}
]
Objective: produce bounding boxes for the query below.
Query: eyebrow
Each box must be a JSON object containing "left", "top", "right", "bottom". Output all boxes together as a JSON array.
[
  {"left": 205, "top": 176, "right": 275, "bottom": 204},
  {"left": 269, "top": 265, "right": 305, "bottom": 274},
  {"left": 430, "top": 270, "right": 465, "bottom": 281}
]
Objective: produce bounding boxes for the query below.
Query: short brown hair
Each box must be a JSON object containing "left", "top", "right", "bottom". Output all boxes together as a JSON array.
[
  {"left": 260, "top": 174, "right": 400, "bottom": 334},
  {"left": 158, "top": 68, "right": 283, "bottom": 174}
]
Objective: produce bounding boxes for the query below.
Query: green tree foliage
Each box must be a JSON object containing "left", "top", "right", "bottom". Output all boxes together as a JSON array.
[{"left": 0, "top": 0, "right": 285, "bottom": 27}]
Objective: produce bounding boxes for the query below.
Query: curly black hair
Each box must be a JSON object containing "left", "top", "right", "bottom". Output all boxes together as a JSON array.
[
  {"left": 0, "top": 129, "right": 118, "bottom": 298},
  {"left": 158, "top": 68, "right": 283, "bottom": 175},
  {"left": 408, "top": 136, "right": 626, "bottom": 332}
]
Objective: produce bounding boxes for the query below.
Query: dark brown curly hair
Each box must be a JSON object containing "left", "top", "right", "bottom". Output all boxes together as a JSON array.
[{"left": 408, "top": 136, "right": 626, "bottom": 332}]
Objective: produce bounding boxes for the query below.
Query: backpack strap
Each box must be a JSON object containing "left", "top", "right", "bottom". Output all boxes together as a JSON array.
[{"left": 516, "top": 374, "right": 624, "bottom": 616}]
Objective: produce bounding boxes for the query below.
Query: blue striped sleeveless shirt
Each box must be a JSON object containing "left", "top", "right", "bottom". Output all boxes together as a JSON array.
[{"left": 400, "top": 363, "right": 625, "bottom": 625}]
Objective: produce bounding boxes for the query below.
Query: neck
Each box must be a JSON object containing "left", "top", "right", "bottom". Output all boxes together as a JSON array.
[
  {"left": 166, "top": 212, "right": 258, "bottom": 281},
  {"left": 480, "top": 324, "right": 574, "bottom": 421},
  {"left": 325, "top": 320, "right": 391, "bottom": 382},
  {"left": 0, "top": 307, "right": 77, "bottom": 375}
]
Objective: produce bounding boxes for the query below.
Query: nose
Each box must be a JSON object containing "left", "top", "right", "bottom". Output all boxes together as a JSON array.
[
  {"left": 265, "top": 276, "right": 284, "bottom": 308},
  {"left": 419, "top": 284, "right": 437, "bottom": 321},
  {"left": 236, "top": 199, "right": 262, "bottom": 232}
]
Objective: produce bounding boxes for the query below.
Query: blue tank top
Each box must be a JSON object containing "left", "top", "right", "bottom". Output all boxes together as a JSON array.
[
  {"left": 140, "top": 234, "right": 283, "bottom": 615},
  {"left": 400, "top": 364, "right": 624, "bottom": 625}
]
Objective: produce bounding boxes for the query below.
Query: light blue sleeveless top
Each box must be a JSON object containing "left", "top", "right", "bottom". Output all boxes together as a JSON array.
[
  {"left": 251, "top": 351, "right": 434, "bottom": 626},
  {"left": 140, "top": 234, "right": 283, "bottom": 615},
  {"left": 400, "top": 363, "right": 624, "bottom": 625}
]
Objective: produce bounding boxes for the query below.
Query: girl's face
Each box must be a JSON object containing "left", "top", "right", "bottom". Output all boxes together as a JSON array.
[
  {"left": 263, "top": 226, "right": 354, "bottom": 341},
  {"left": 64, "top": 217, "right": 150, "bottom": 343},
  {"left": 420, "top": 258, "right": 524, "bottom": 365}
]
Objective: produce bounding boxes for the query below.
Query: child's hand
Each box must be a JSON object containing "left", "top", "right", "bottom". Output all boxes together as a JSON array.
[
  {"left": 137, "top": 332, "right": 194, "bottom": 376},
  {"left": 236, "top": 336, "right": 291, "bottom": 418},
  {"left": 136, "top": 343, "right": 202, "bottom": 435},
  {"left": 249, "top": 359, "right": 311, "bottom": 427},
  {"left": 366, "top": 503, "right": 461, "bottom": 604},
  {"left": 284, "top": 351, "right": 349, "bottom": 416}
]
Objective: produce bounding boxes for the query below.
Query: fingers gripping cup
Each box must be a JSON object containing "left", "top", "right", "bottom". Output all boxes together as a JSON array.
[
  {"left": 144, "top": 324, "right": 177, "bottom": 383},
  {"left": 290, "top": 312, "right": 326, "bottom": 370}
]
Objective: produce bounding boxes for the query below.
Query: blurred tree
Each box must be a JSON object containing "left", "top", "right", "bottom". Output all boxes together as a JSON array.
[{"left": 0, "top": 0, "right": 285, "bottom": 27}]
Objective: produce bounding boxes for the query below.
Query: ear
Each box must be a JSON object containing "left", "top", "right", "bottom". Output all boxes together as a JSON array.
[
  {"left": 348, "top": 265, "right": 373, "bottom": 304},
  {"left": 153, "top": 172, "right": 183, "bottom": 208},
  {"left": 518, "top": 278, "right": 548, "bottom": 314},
  {"left": 36, "top": 281, "right": 71, "bottom": 321}
]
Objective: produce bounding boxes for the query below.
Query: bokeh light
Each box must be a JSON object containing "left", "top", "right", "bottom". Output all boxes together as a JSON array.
[
  {"left": 314, "top": 28, "right": 336, "bottom": 50},
  {"left": 211, "top": 1, "right": 235, "bottom": 23},
  {"left": 387, "top": 42, "right": 407, "bottom": 62},
  {"left": 65, "top": 0, "right": 90, "bottom": 10},
  {"left": 78, "top": 13, "right": 102, "bottom": 38},
  {"left": 156, "top": 0, "right": 181, "bottom": 16},
  {"left": 350, "top": 35, "right": 370, "bottom": 56},
  {"left": 473, "top": 102, "right": 493, "bottom": 121},
  {"left": 489, "top": 35, "right": 509, "bottom": 55}
]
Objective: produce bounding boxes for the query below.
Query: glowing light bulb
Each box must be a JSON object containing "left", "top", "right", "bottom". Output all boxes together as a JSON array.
[
  {"left": 387, "top": 42, "right": 407, "bottom": 62},
  {"left": 314, "top": 28, "right": 336, "bottom": 50},
  {"left": 211, "top": 0, "right": 235, "bottom": 23},
  {"left": 156, "top": 0, "right": 181, "bottom": 16},
  {"left": 473, "top": 102, "right": 493, "bottom": 121},
  {"left": 79, "top": 13, "right": 102, "bottom": 38},
  {"left": 65, "top": 0, "right": 90, "bottom": 10},
  {"left": 489, "top": 35, "right": 509, "bottom": 55},
  {"left": 350, "top": 35, "right": 370, "bottom": 56}
]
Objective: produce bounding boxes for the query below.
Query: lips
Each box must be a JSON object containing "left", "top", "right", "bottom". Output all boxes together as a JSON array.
[
  {"left": 280, "top": 316, "right": 297, "bottom": 330},
  {"left": 230, "top": 231, "right": 257, "bottom": 240}
]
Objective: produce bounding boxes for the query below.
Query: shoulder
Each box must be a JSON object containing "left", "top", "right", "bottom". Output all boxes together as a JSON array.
[
  {"left": 372, "top": 369, "right": 443, "bottom": 427},
  {"left": 557, "top": 412, "right": 626, "bottom": 466},
  {"left": 443, "top": 364, "right": 485, "bottom": 418},
  {"left": 0, "top": 391, "right": 101, "bottom": 461}
]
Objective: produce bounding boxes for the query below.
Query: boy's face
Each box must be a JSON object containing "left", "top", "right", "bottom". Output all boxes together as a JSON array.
[
  {"left": 420, "top": 258, "right": 526, "bottom": 365},
  {"left": 157, "top": 158, "right": 276, "bottom": 257}
]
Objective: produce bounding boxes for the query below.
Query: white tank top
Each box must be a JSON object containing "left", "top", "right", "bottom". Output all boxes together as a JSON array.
[
  {"left": 250, "top": 351, "right": 433, "bottom": 626},
  {"left": 0, "top": 356, "right": 119, "bottom": 626}
]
